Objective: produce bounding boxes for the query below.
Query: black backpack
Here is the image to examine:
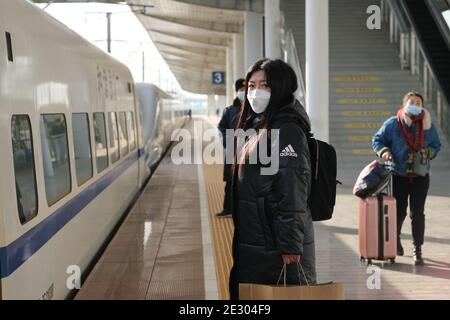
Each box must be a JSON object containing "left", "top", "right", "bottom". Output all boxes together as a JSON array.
[{"left": 305, "top": 133, "right": 339, "bottom": 221}]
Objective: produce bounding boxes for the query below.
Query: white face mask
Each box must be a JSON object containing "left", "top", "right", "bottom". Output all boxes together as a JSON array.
[
  {"left": 247, "top": 89, "right": 271, "bottom": 114},
  {"left": 405, "top": 103, "right": 423, "bottom": 116}
]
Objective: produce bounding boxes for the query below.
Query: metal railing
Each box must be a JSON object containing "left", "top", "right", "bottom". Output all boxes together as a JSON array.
[
  {"left": 281, "top": 20, "right": 306, "bottom": 106},
  {"left": 381, "top": 0, "right": 450, "bottom": 143},
  {"left": 425, "top": 0, "right": 450, "bottom": 51}
]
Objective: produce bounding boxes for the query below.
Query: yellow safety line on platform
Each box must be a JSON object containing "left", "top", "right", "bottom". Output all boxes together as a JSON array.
[{"left": 203, "top": 164, "right": 233, "bottom": 300}]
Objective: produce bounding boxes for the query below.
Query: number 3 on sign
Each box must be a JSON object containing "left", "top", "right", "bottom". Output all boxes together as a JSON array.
[{"left": 212, "top": 72, "right": 225, "bottom": 85}]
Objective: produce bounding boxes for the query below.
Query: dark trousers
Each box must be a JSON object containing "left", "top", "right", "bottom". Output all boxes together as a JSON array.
[
  {"left": 223, "top": 180, "right": 232, "bottom": 212},
  {"left": 229, "top": 264, "right": 239, "bottom": 300},
  {"left": 229, "top": 227, "right": 239, "bottom": 300},
  {"left": 393, "top": 175, "right": 430, "bottom": 247}
]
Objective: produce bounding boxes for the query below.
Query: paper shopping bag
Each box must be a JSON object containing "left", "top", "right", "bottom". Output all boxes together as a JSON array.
[{"left": 239, "top": 282, "right": 345, "bottom": 300}]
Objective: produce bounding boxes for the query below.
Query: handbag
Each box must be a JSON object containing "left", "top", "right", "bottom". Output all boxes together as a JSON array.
[
  {"left": 413, "top": 151, "right": 429, "bottom": 177},
  {"left": 353, "top": 160, "right": 393, "bottom": 198},
  {"left": 239, "top": 263, "right": 345, "bottom": 300}
]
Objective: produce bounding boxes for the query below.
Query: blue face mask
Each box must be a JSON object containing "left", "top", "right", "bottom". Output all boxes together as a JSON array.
[
  {"left": 406, "top": 104, "right": 423, "bottom": 116},
  {"left": 237, "top": 91, "right": 245, "bottom": 102}
]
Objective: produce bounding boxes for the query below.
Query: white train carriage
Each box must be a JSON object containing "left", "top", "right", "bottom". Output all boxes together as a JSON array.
[
  {"left": 0, "top": 0, "right": 186, "bottom": 299},
  {"left": 136, "top": 83, "right": 186, "bottom": 171}
]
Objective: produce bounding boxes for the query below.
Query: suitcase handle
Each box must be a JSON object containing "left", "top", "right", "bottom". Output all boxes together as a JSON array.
[
  {"left": 381, "top": 160, "right": 394, "bottom": 196},
  {"left": 380, "top": 160, "right": 394, "bottom": 171},
  {"left": 386, "top": 174, "right": 393, "bottom": 197},
  {"left": 372, "top": 173, "right": 393, "bottom": 197}
]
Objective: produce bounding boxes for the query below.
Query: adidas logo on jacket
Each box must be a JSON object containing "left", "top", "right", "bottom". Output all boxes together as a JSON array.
[{"left": 280, "top": 144, "right": 298, "bottom": 157}]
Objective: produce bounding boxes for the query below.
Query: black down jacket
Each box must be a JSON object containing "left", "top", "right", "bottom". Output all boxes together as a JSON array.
[
  {"left": 218, "top": 97, "right": 242, "bottom": 182},
  {"left": 229, "top": 99, "right": 316, "bottom": 299}
]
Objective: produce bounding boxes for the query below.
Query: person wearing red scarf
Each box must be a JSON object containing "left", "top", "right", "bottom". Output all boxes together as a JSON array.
[{"left": 372, "top": 92, "right": 441, "bottom": 265}]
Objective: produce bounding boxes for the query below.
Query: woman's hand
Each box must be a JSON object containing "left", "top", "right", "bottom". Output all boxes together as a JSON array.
[
  {"left": 382, "top": 151, "right": 393, "bottom": 161},
  {"left": 282, "top": 254, "right": 300, "bottom": 265},
  {"left": 420, "top": 148, "right": 428, "bottom": 158}
]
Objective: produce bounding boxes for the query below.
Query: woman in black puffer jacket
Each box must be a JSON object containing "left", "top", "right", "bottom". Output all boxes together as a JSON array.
[{"left": 229, "top": 59, "right": 316, "bottom": 300}]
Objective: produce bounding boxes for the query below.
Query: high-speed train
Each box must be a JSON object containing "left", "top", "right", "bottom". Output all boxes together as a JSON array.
[{"left": 0, "top": 0, "right": 187, "bottom": 299}]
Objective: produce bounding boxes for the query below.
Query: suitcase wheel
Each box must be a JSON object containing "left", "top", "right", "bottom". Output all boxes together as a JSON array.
[
  {"left": 366, "top": 259, "right": 372, "bottom": 266},
  {"left": 389, "top": 258, "right": 395, "bottom": 265},
  {"left": 360, "top": 256, "right": 365, "bottom": 262}
]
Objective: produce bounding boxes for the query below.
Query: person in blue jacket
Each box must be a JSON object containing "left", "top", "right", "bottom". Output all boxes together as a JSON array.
[{"left": 372, "top": 92, "right": 441, "bottom": 265}]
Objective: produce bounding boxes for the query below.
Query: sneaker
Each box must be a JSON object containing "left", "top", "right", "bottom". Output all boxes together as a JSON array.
[
  {"left": 413, "top": 246, "right": 424, "bottom": 265},
  {"left": 216, "top": 210, "right": 232, "bottom": 218}
]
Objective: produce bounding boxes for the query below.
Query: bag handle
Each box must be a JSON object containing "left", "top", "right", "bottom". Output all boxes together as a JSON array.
[{"left": 276, "top": 263, "right": 310, "bottom": 287}]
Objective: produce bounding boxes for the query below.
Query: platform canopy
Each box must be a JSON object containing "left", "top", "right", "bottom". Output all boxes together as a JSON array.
[{"left": 33, "top": 0, "right": 263, "bottom": 95}]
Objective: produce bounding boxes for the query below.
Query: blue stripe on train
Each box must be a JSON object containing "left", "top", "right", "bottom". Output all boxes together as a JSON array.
[{"left": 0, "top": 149, "right": 144, "bottom": 278}]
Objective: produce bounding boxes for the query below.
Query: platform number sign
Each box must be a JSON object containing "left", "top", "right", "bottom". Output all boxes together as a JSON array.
[{"left": 212, "top": 72, "right": 225, "bottom": 85}]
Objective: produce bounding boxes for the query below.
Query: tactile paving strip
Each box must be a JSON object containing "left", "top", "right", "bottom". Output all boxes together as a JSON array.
[{"left": 202, "top": 164, "right": 234, "bottom": 300}]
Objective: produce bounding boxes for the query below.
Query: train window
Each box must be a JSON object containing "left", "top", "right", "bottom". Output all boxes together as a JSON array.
[
  {"left": 72, "top": 113, "right": 93, "bottom": 186},
  {"left": 40, "top": 114, "right": 71, "bottom": 206},
  {"left": 107, "top": 112, "right": 120, "bottom": 163},
  {"left": 11, "top": 115, "right": 38, "bottom": 224},
  {"left": 93, "top": 113, "right": 108, "bottom": 173},
  {"left": 126, "top": 112, "right": 136, "bottom": 151},
  {"left": 118, "top": 112, "right": 129, "bottom": 157}
]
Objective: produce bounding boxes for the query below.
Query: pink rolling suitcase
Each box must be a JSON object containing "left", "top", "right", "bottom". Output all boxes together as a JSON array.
[{"left": 359, "top": 182, "right": 397, "bottom": 265}]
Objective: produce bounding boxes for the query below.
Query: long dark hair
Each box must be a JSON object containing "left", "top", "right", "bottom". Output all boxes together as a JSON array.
[
  {"left": 233, "top": 59, "right": 298, "bottom": 176},
  {"left": 236, "top": 58, "right": 298, "bottom": 131}
]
